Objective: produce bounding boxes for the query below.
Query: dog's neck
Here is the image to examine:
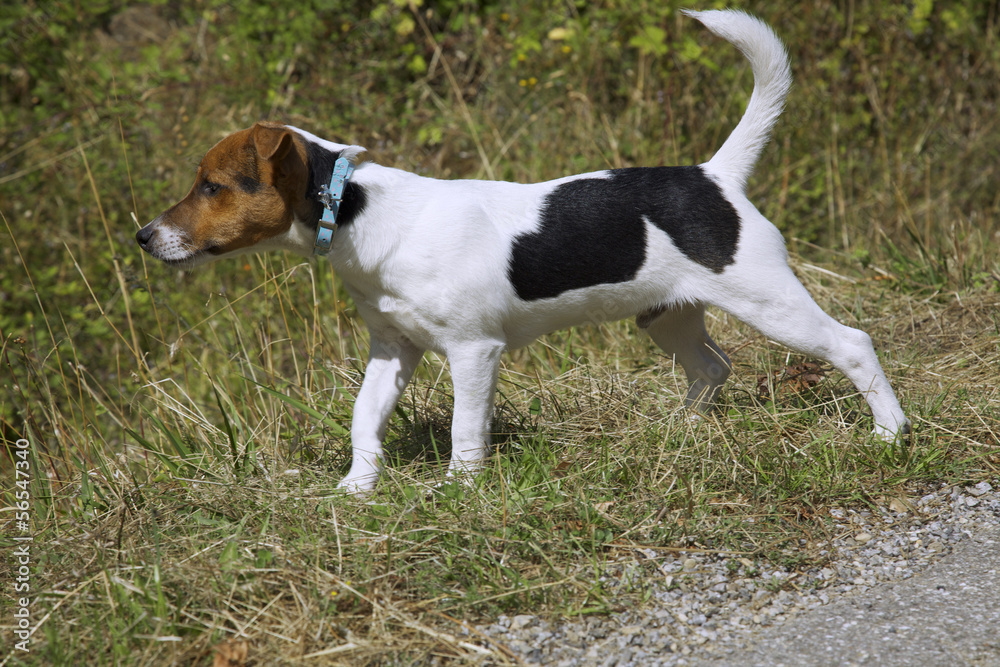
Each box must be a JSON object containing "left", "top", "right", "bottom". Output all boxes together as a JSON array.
[
  {"left": 278, "top": 135, "right": 413, "bottom": 281},
  {"left": 316, "top": 162, "right": 413, "bottom": 278},
  {"left": 298, "top": 135, "right": 367, "bottom": 233}
]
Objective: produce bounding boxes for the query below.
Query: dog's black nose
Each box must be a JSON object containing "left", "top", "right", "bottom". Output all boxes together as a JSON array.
[{"left": 136, "top": 225, "right": 155, "bottom": 250}]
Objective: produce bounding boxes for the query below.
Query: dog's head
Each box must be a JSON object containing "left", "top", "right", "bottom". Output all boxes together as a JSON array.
[{"left": 136, "top": 122, "right": 326, "bottom": 267}]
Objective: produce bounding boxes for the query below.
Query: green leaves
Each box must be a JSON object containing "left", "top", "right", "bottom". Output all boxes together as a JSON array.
[{"left": 629, "top": 25, "right": 668, "bottom": 57}]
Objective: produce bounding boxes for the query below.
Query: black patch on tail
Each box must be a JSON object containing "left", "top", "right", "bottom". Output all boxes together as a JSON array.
[{"left": 508, "top": 166, "right": 740, "bottom": 301}]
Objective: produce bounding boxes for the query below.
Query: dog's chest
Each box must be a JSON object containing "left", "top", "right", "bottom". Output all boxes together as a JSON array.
[{"left": 345, "top": 281, "right": 443, "bottom": 347}]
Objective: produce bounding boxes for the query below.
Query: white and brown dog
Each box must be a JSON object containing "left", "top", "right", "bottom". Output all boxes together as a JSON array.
[{"left": 137, "top": 10, "right": 909, "bottom": 495}]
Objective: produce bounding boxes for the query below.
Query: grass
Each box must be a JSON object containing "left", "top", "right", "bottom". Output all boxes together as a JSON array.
[{"left": 2, "top": 1, "right": 1000, "bottom": 664}]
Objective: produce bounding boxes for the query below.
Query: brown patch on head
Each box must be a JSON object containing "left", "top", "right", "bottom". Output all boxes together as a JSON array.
[{"left": 152, "top": 122, "right": 312, "bottom": 258}]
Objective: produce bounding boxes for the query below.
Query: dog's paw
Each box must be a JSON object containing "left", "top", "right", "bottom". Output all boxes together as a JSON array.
[
  {"left": 873, "top": 418, "right": 912, "bottom": 442},
  {"left": 335, "top": 473, "right": 378, "bottom": 497},
  {"left": 445, "top": 460, "right": 485, "bottom": 481}
]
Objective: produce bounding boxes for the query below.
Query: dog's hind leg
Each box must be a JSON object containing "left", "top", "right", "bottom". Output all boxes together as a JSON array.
[
  {"left": 707, "top": 266, "right": 909, "bottom": 440},
  {"left": 640, "top": 303, "right": 732, "bottom": 413},
  {"left": 338, "top": 333, "right": 425, "bottom": 495}
]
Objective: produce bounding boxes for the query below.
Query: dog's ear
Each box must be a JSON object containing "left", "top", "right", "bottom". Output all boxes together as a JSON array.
[
  {"left": 252, "top": 122, "right": 294, "bottom": 162},
  {"left": 252, "top": 122, "right": 308, "bottom": 192}
]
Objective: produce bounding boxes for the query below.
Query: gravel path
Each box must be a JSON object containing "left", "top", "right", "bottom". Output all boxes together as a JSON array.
[
  {"left": 697, "top": 525, "right": 1000, "bottom": 666},
  {"left": 476, "top": 480, "right": 1000, "bottom": 666}
]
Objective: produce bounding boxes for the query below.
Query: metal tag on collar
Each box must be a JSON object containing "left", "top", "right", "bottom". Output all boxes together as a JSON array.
[{"left": 313, "top": 157, "right": 355, "bottom": 255}]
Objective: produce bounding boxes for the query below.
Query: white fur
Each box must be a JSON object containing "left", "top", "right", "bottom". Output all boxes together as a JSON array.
[
  {"left": 683, "top": 9, "right": 792, "bottom": 190},
  {"left": 143, "top": 10, "right": 909, "bottom": 495},
  {"left": 145, "top": 224, "right": 196, "bottom": 263}
]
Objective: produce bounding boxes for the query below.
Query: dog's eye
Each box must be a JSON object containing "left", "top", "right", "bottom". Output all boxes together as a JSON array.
[{"left": 201, "top": 181, "right": 222, "bottom": 196}]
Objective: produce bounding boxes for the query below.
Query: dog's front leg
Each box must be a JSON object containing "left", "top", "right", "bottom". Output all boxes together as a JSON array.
[
  {"left": 445, "top": 340, "right": 505, "bottom": 480},
  {"left": 337, "top": 333, "right": 424, "bottom": 495}
]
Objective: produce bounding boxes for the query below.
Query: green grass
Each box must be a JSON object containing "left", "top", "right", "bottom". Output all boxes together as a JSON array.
[{"left": 2, "top": 1, "right": 1000, "bottom": 664}]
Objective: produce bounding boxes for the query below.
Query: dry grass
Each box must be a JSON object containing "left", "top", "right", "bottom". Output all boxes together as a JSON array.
[{"left": 5, "top": 263, "right": 996, "bottom": 665}]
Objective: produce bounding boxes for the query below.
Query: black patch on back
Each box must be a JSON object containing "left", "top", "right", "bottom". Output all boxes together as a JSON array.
[
  {"left": 508, "top": 166, "right": 740, "bottom": 301},
  {"left": 508, "top": 178, "right": 648, "bottom": 301},
  {"left": 303, "top": 140, "right": 367, "bottom": 229}
]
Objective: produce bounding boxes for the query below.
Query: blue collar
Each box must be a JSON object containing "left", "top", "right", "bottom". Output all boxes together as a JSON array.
[{"left": 313, "top": 157, "right": 355, "bottom": 255}]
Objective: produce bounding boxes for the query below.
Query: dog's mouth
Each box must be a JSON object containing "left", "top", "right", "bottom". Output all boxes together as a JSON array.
[
  {"left": 156, "top": 251, "right": 209, "bottom": 269},
  {"left": 139, "top": 241, "right": 217, "bottom": 269},
  {"left": 136, "top": 222, "right": 224, "bottom": 268},
  {"left": 155, "top": 243, "right": 225, "bottom": 268}
]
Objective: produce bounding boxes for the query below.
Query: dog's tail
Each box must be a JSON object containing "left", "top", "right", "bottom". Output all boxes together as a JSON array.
[{"left": 684, "top": 9, "right": 792, "bottom": 192}]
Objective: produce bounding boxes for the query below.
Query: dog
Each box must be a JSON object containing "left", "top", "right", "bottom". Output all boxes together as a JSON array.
[{"left": 137, "top": 9, "right": 909, "bottom": 495}]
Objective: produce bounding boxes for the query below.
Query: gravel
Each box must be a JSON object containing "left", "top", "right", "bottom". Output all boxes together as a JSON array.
[{"left": 474, "top": 480, "right": 1000, "bottom": 665}]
